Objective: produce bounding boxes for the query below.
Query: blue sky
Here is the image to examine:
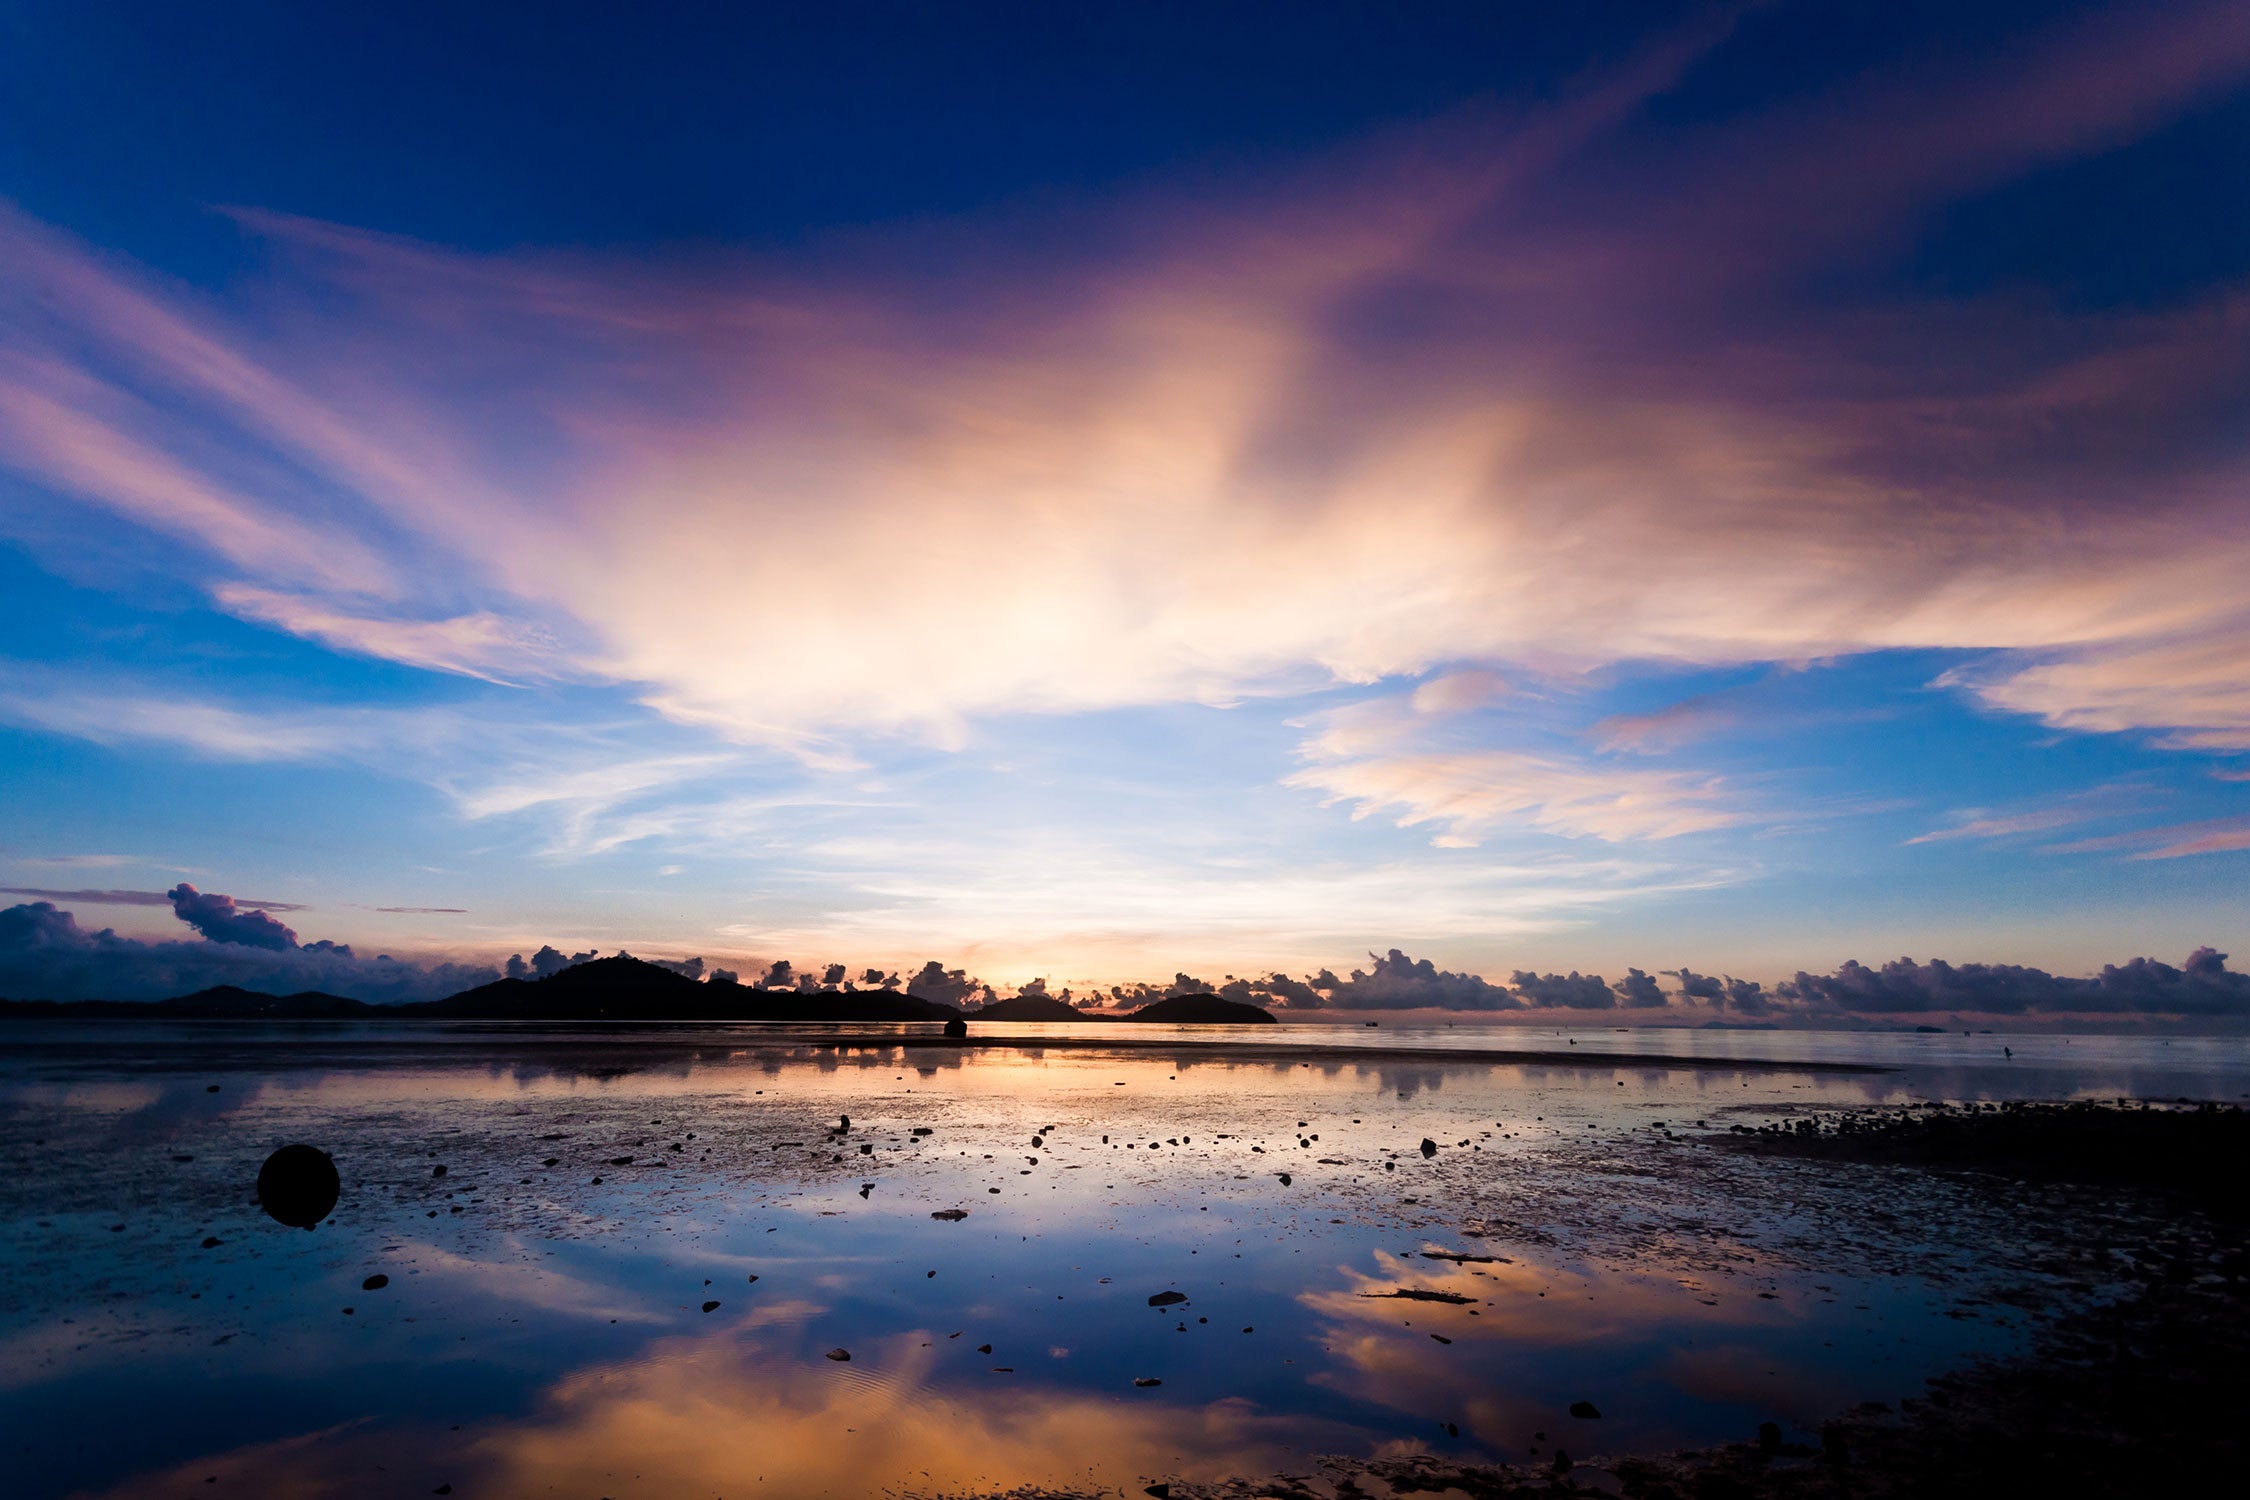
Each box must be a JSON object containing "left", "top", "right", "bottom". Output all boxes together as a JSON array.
[{"left": 2, "top": 1, "right": 2248, "bottom": 1006}]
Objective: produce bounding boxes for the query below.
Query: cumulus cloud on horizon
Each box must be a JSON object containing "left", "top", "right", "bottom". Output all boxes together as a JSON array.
[{"left": 3, "top": 897, "right": 2246, "bottom": 1022}]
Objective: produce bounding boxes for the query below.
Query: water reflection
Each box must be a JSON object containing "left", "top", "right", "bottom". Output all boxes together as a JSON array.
[{"left": 3, "top": 1024, "right": 2238, "bottom": 1499}]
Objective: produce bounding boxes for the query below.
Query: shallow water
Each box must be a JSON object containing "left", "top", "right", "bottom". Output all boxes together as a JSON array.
[{"left": 2, "top": 1023, "right": 2243, "bottom": 1498}]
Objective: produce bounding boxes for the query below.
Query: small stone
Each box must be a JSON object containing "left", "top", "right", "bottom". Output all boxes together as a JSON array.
[
  {"left": 702, "top": 1300, "right": 721, "bottom": 1312},
  {"left": 1420, "top": 1138, "right": 1438, "bottom": 1157},
  {"left": 362, "top": 1274, "right": 389, "bottom": 1291},
  {"left": 825, "top": 1347, "right": 851, "bottom": 1361},
  {"left": 1148, "top": 1291, "right": 1187, "bottom": 1307},
  {"left": 201, "top": 1236, "right": 223, "bottom": 1249},
  {"left": 1134, "top": 1377, "right": 1162, "bottom": 1387},
  {"left": 931, "top": 1209, "right": 969, "bottom": 1221},
  {"left": 1570, "top": 1401, "right": 1601, "bottom": 1419},
  {"left": 1758, "top": 1420, "right": 1783, "bottom": 1452}
]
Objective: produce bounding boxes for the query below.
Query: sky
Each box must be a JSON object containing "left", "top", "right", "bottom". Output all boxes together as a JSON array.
[{"left": 2, "top": 1, "right": 2248, "bottom": 1015}]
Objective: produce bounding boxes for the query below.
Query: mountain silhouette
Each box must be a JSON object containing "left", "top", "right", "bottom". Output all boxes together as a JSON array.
[{"left": 1126, "top": 992, "right": 1276, "bottom": 1024}]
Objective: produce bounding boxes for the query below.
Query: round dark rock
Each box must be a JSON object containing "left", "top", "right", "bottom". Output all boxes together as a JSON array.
[
  {"left": 256, "top": 1144, "right": 339, "bottom": 1230},
  {"left": 1420, "top": 1138, "right": 1439, "bottom": 1157},
  {"left": 361, "top": 1273, "right": 389, "bottom": 1291}
]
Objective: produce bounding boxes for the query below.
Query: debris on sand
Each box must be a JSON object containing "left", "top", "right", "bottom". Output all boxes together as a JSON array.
[{"left": 255, "top": 1144, "right": 340, "bottom": 1230}]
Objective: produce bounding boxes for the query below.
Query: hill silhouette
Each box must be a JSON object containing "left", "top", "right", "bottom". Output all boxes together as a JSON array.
[
  {"left": 1126, "top": 992, "right": 1276, "bottom": 1024},
  {"left": 971, "top": 993, "right": 1094, "bottom": 1022},
  {"left": 0, "top": 955, "right": 963, "bottom": 1022}
]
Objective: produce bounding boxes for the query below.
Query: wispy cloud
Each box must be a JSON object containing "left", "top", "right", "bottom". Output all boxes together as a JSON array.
[
  {"left": 2047, "top": 815, "right": 2250, "bottom": 860},
  {"left": 0, "top": 1, "right": 2244, "bottom": 766}
]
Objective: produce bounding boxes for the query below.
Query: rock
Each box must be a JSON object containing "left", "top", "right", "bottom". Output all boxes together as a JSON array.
[
  {"left": 1146, "top": 1485, "right": 1171, "bottom": 1498},
  {"left": 825, "top": 1347, "right": 851, "bottom": 1361},
  {"left": 1278, "top": 1173, "right": 1292, "bottom": 1186},
  {"left": 1430, "top": 1333, "right": 1452, "bottom": 1343},
  {"left": 1552, "top": 1450, "right": 1572, "bottom": 1474},
  {"left": 1570, "top": 1401, "right": 1601, "bottom": 1419},
  {"left": 702, "top": 1300, "right": 721, "bottom": 1312},
  {"left": 431, "top": 1164, "right": 446, "bottom": 1178},
  {"left": 1148, "top": 1291, "right": 1188, "bottom": 1307},
  {"left": 931, "top": 1208, "right": 969, "bottom": 1225},
  {"left": 1420, "top": 1138, "right": 1438, "bottom": 1157},
  {"left": 1134, "top": 1377, "right": 1163, "bottom": 1387},
  {"left": 978, "top": 1343, "right": 993, "bottom": 1354},
  {"left": 361, "top": 1274, "right": 388, "bottom": 1291},
  {"left": 256, "top": 1143, "right": 340, "bottom": 1230},
  {"left": 943, "top": 1017, "right": 968, "bottom": 1040},
  {"left": 1758, "top": 1420, "right": 1783, "bottom": 1452}
]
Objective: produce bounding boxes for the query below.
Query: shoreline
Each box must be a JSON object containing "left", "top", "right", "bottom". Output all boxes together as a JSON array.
[{"left": 0, "top": 1017, "right": 1898, "bottom": 1074}]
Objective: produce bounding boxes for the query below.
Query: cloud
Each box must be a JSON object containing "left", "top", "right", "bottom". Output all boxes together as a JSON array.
[
  {"left": 0, "top": 900, "right": 498, "bottom": 1002},
  {"left": 2044, "top": 815, "right": 2250, "bottom": 861},
  {"left": 1408, "top": 670, "right": 1508, "bottom": 716},
  {"left": 0, "top": 886, "right": 306, "bottom": 911},
  {"left": 165, "top": 882, "right": 298, "bottom": 949},
  {"left": 1590, "top": 696, "right": 1737, "bottom": 755},
  {"left": 1285, "top": 744, "right": 1744, "bottom": 845},
  {"left": 0, "top": 1, "right": 2245, "bottom": 779},
  {"left": 1508, "top": 970, "right": 1618, "bottom": 1009},
  {"left": 904, "top": 961, "right": 980, "bottom": 1006},
  {"left": 1322, "top": 949, "right": 1522, "bottom": 1011},
  {"left": 1777, "top": 949, "right": 2250, "bottom": 1017},
  {"left": 212, "top": 585, "right": 566, "bottom": 686}
]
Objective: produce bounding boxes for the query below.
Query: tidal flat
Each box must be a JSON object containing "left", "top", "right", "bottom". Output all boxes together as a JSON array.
[{"left": 1, "top": 1024, "right": 2243, "bottom": 1499}]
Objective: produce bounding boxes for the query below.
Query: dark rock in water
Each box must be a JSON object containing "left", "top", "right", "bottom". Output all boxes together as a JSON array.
[
  {"left": 702, "top": 1300, "right": 721, "bottom": 1312},
  {"left": 1758, "top": 1420, "right": 1783, "bottom": 1452},
  {"left": 1124, "top": 993, "right": 1275, "bottom": 1024},
  {"left": 1551, "top": 1450, "right": 1572, "bottom": 1474},
  {"left": 745, "top": 1274, "right": 758, "bottom": 1283},
  {"left": 1148, "top": 1290, "right": 1188, "bottom": 1307},
  {"left": 978, "top": 1343, "right": 993, "bottom": 1354},
  {"left": 1134, "top": 1377, "right": 1163, "bottom": 1387},
  {"left": 931, "top": 1208, "right": 969, "bottom": 1221},
  {"left": 838, "top": 1114, "right": 851, "bottom": 1132},
  {"left": 1430, "top": 1333, "right": 1452, "bottom": 1344},
  {"left": 859, "top": 1183, "right": 872, "bottom": 1198},
  {"left": 1364, "top": 1288, "right": 1474, "bottom": 1305},
  {"left": 1570, "top": 1401, "right": 1601, "bottom": 1419},
  {"left": 200, "top": 1235, "right": 223, "bottom": 1249},
  {"left": 1146, "top": 1484, "right": 1172, "bottom": 1498},
  {"left": 361, "top": 1274, "right": 388, "bottom": 1291},
  {"left": 431, "top": 1164, "right": 446, "bottom": 1178},
  {"left": 1445, "top": 1422, "right": 1459, "bottom": 1437},
  {"left": 943, "top": 1017, "right": 968, "bottom": 1040},
  {"left": 1277, "top": 1173, "right": 1292, "bottom": 1186},
  {"left": 825, "top": 1347, "right": 851, "bottom": 1361},
  {"left": 1420, "top": 1138, "right": 1439, "bottom": 1157},
  {"left": 256, "top": 1144, "right": 340, "bottom": 1229}
]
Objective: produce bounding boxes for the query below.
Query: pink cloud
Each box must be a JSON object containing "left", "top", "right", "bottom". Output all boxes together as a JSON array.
[{"left": 0, "top": 0, "right": 2245, "bottom": 771}]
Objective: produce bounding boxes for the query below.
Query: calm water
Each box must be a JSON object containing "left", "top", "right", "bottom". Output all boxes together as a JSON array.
[{"left": 2, "top": 1023, "right": 2244, "bottom": 1498}]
